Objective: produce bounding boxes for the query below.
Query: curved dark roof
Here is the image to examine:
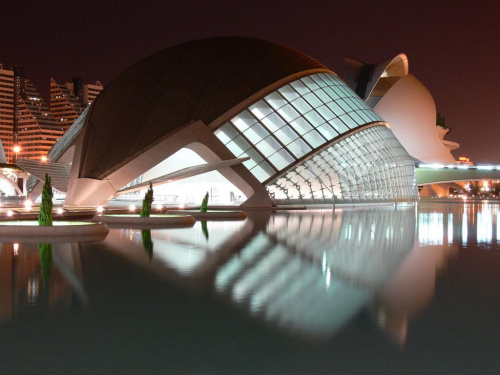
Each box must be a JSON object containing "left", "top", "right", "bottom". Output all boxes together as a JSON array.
[{"left": 80, "top": 37, "right": 328, "bottom": 179}]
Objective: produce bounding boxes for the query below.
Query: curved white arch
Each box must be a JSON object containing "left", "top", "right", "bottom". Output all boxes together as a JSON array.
[
  {"left": 365, "top": 53, "right": 409, "bottom": 100},
  {"left": 344, "top": 53, "right": 409, "bottom": 103}
]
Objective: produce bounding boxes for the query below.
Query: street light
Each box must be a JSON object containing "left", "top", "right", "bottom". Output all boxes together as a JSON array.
[{"left": 13, "top": 145, "right": 20, "bottom": 161}]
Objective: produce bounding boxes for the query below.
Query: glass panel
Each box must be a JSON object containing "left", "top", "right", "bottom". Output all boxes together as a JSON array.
[
  {"left": 251, "top": 161, "right": 274, "bottom": 182},
  {"left": 324, "top": 87, "right": 340, "bottom": 100},
  {"left": 337, "top": 99, "right": 353, "bottom": 112},
  {"left": 303, "top": 129, "right": 326, "bottom": 148},
  {"left": 356, "top": 110, "right": 372, "bottom": 123},
  {"left": 291, "top": 97, "right": 312, "bottom": 114},
  {"left": 275, "top": 125, "right": 298, "bottom": 144},
  {"left": 243, "top": 158, "right": 257, "bottom": 170},
  {"left": 226, "top": 135, "right": 251, "bottom": 156},
  {"left": 278, "top": 85, "right": 300, "bottom": 101},
  {"left": 255, "top": 136, "right": 282, "bottom": 157},
  {"left": 346, "top": 98, "right": 363, "bottom": 110},
  {"left": 218, "top": 123, "right": 239, "bottom": 144},
  {"left": 348, "top": 111, "right": 365, "bottom": 126},
  {"left": 290, "top": 80, "right": 310, "bottom": 95},
  {"left": 326, "top": 101, "right": 344, "bottom": 116},
  {"left": 339, "top": 114, "right": 358, "bottom": 129},
  {"left": 311, "top": 74, "right": 328, "bottom": 88},
  {"left": 332, "top": 86, "right": 347, "bottom": 98},
  {"left": 290, "top": 117, "right": 313, "bottom": 135},
  {"left": 303, "top": 92, "right": 322, "bottom": 108},
  {"left": 338, "top": 84, "right": 355, "bottom": 97},
  {"left": 265, "top": 92, "right": 287, "bottom": 110},
  {"left": 314, "top": 89, "right": 331, "bottom": 103},
  {"left": 241, "top": 148, "right": 263, "bottom": 169},
  {"left": 249, "top": 100, "right": 273, "bottom": 119},
  {"left": 316, "top": 105, "right": 335, "bottom": 121},
  {"left": 244, "top": 123, "right": 269, "bottom": 144},
  {"left": 287, "top": 138, "right": 312, "bottom": 158},
  {"left": 231, "top": 110, "right": 257, "bottom": 131},
  {"left": 268, "top": 148, "right": 294, "bottom": 170},
  {"left": 301, "top": 76, "right": 320, "bottom": 91},
  {"left": 261, "top": 112, "right": 286, "bottom": 132},
  {"left": 277, "top": 104, "right": 300, "bottom": 122},
  {"left": 329, "top": 117, "right": 349, "bottom": 134},
  {"left": 316, "top": 123, "right": 336, "bottom": 140},
  {"left": 304, "top": 110, "right": 325, "bottom": 127},
  {"left": 215, "top": 128, "right": 230, "bottom": 145},
  {"left": 321, "top": 73, "right": 338, "bottom": 85}
]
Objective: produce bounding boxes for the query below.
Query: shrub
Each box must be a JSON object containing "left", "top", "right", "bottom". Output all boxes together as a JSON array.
[
  {"left": 140, "top": 182, "right": 154, "bottom": 217},
  {"left": 38, "top": 173, "right": 53, "bottom": 226},
  {"left": 200, "top": 192, "right": 209, "bottom": 212}
]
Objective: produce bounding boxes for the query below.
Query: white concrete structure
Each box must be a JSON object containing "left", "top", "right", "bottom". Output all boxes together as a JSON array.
[
  {"left": 20, "top": 38, "right": 419, "bottom": 207},
  {"left": 344, "top": 54, "right": 459, "bottom": 164}
]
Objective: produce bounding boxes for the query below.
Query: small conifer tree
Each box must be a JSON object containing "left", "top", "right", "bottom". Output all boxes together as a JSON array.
[
  {"left": 200, "top": 192, "right": 209, "bottom": 212},
  {"left": 140, "top": 182, "right": 154, "bottom": 217},
  {"left": 38, "top": 173, "right": 53, "bottom": 226}
]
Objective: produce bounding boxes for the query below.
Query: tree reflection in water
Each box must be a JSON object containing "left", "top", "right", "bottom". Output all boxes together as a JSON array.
[
  {"left": 38, "top": 243, "right": 52, "bottom": 288},
  {"left": 201, "top": 221, "right": 209, "bottom": 241},
  {"left": 141, "top": 230, "right": 154, "bottom": 259}
]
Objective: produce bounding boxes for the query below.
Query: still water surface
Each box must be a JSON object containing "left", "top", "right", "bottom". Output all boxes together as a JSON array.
[{"left": 1, "top": 202, "right": 499, "bottom": 374}]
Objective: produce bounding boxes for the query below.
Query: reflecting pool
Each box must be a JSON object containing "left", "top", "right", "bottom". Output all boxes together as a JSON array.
[{"left": 1, "top": 202, "right": 500, "bottom": 374}]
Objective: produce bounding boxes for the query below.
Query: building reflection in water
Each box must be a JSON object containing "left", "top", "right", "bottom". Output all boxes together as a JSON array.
[
  {"left": 418, "top": 202, "right": 500, "bottom": 249},
  {"left": 0, "top": 242, "right": 87, "bottom": 324},
  {"left": 105, "top": 207, "right": 445, "bottom": 343},
  {"left": 3, "top": 202, "right": 499, "bottom": 343}
]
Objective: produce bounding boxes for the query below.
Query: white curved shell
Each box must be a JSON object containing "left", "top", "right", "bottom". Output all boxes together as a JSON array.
[{"left": 374, "top": 74, "right": 456, "bottom": 164}]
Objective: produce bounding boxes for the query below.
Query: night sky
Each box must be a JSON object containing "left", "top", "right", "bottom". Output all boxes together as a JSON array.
[{"left": 2, "top": 0, "right": 499, "bottom": 163}]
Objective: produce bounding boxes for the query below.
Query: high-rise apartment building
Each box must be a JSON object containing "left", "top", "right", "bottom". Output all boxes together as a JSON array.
[
  {"left": 17, "top": 76, "right": 64, "bottom": 161},
  {"left": 0, "top": 64, "right": 14, "bottom": 162},
  {"left": 0, "top": 65, "right": 102, "bottom": 162},
  {"left": 50, "top": 78, "right": 103, "bottom": 130}
]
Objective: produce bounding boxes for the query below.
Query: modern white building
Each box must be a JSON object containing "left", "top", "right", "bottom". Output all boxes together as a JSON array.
[
  {"left": 344, "top": 54, "right": 459, "bottom": 164},
  {"left": 21, "top": 38, "right": 419, "bottom": 207}
]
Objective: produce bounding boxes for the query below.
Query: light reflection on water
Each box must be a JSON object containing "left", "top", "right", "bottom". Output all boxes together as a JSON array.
[{"left": 1, "top": 202, "right": 500, "bottom": 371}]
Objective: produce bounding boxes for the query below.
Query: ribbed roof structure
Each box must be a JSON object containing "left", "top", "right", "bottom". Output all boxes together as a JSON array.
[{"left": 80, "top": 37, "right": 327, "bottom": 179}]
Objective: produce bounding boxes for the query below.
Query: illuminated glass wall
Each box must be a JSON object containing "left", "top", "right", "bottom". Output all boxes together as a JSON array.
[
  {"left": 215, "top": 72, "right": 417, "bottom": 203},
  {"left": 268, "top": 126, "right": 417, "bottom": 203}
]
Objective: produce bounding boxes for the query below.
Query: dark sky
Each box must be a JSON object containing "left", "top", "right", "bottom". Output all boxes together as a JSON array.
[{"left": 1, "top": 0, "right": 499, "bottom": 163}]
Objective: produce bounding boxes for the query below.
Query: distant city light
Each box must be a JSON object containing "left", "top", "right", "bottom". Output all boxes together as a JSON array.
[
  {"left": 97, "top": 206, "right": 104, "bottom": 213},
  {"left": 129, "top": 204, "right": 136, "bottom": 212}
]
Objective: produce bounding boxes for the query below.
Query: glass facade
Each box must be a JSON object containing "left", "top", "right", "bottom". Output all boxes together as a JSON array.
[
  {"left": 215, "top": 72, "right": 417, "bottom": 204},
  {"left": 215, "top": 73, "right": 382, "bottom": 181},
  {"left": 267, "top": 126, "right": 417, "bottom": 203}
]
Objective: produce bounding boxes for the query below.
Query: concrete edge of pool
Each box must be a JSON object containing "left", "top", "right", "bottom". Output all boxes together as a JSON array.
[
  {"left": 0, "top": 221, "right": 110, "bottom": 242},
  {"left": 92, "top": 214, "right": 196, "bottom": 227}
]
